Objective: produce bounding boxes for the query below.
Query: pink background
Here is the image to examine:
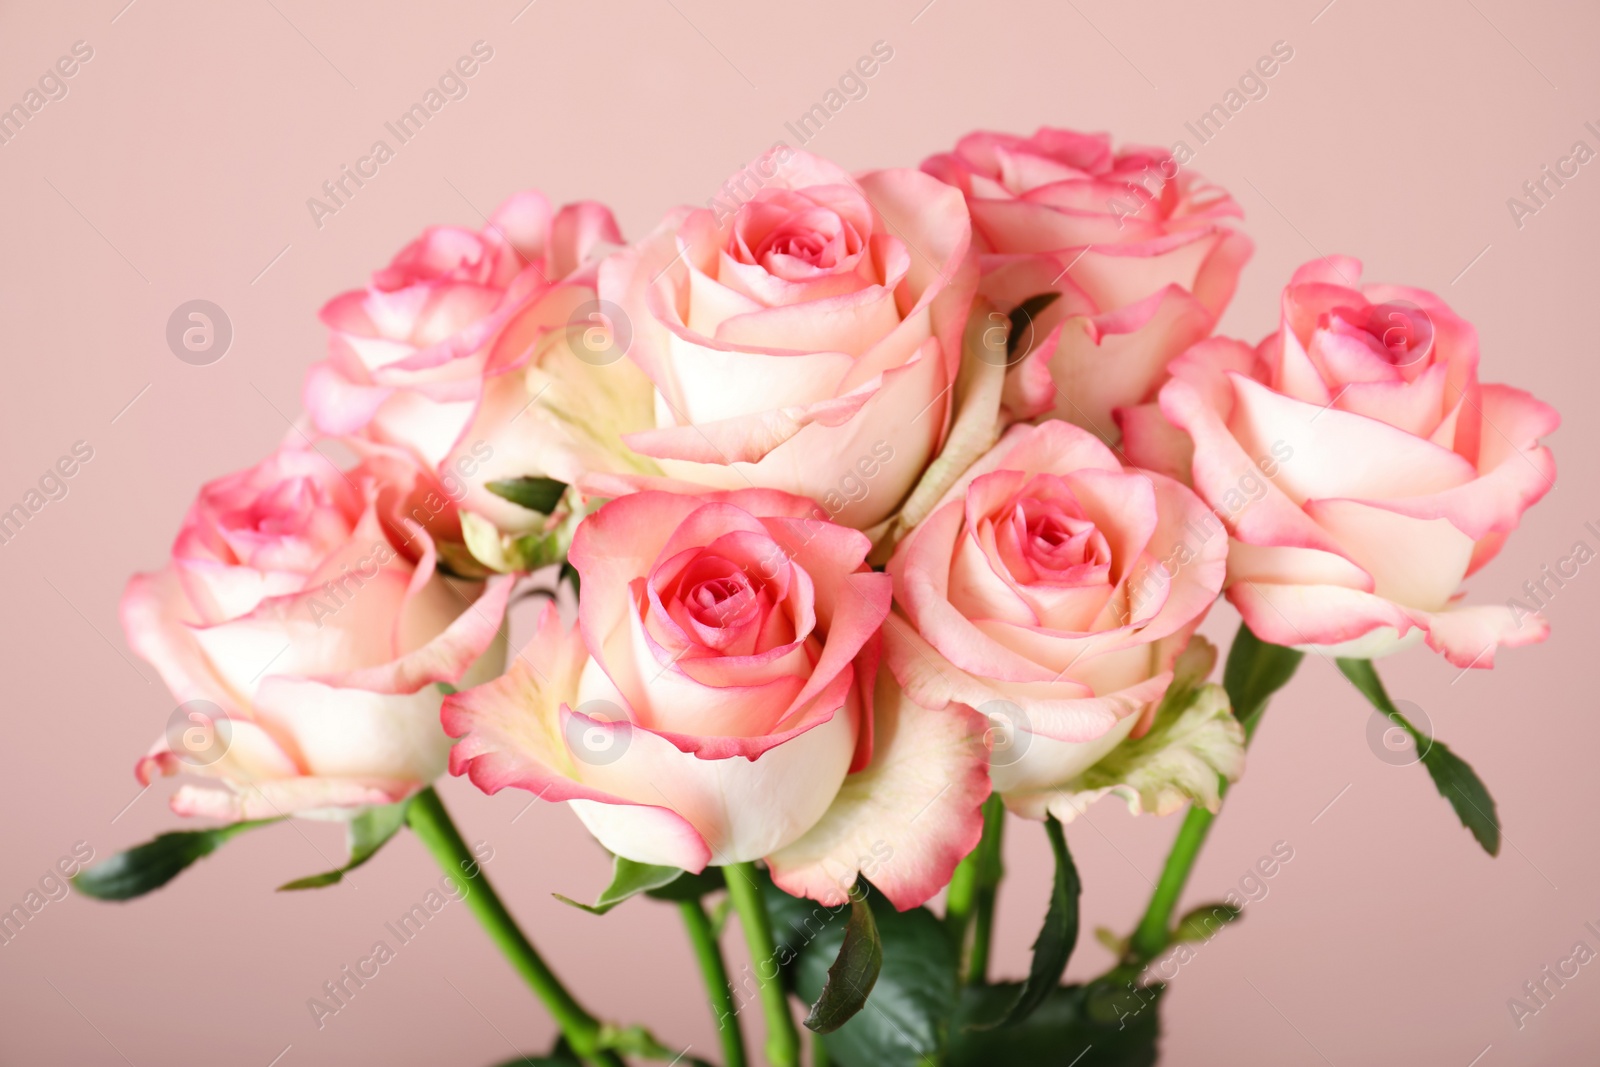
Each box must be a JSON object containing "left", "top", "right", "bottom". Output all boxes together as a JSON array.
[{"left": 2, "top": 0, "right": 1596, "bottom": 1063}]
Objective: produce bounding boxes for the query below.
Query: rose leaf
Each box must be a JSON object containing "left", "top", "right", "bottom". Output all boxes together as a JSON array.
[
  {"left": 278, "top": 802, "right": 409, "bottom": 891},
  {"left": 803, "top": 891, "right": 884, "bottom": 1034},
  {"left": 973, "top": 815, "right": 1081, "bottom": 1029},
  {"left": 74, "top": 818, "right": 282, "bottom": 901},
  {"left": 1337, "top": 658, "right": 1501, "bottom": 856}
]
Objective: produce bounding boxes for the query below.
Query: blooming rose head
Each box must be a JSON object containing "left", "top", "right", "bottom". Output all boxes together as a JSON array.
[
  {"left": 923, "top": 127, "right": 1251, "bottom": 437},
  {"left": 598, "top": 149, "right": 976, "bottom": 530},
  {"left": 444, "top": 488, "right": 990, "bottom": 908},
  {"left": 305, "top": 190, "right": 655, "bottom": 536},
  {"left": 885, "top": 420, "right": 1228, "bottom": 820},
  {"left": 1121, "top": 256, "right": 1559, "bottom": 666},
  {"left": 123, "top": 441, "right": 512, "bottom": 820}
]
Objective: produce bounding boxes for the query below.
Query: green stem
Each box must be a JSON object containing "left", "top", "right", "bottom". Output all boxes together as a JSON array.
[
  {"left": 1127, "top": 806, "right": 1217, "bottom": 961},
  {"left": 405, "top": 788, "right": 623, "bottom": 1067},
  {"left": 1125, "top": 624, "right": 1304, "bottom": 964},
  {"left": 959, "top": 794, "right": 1006, "bottom": 985},
  {"left": 943, "top": 858, "right": 977, "bottom": 933},
  {"left": 724, "top": 863, "right": 801, "bottom": 1067},
  {"left": 679, "top": 897, "right": 748, "bottom": 1067}
]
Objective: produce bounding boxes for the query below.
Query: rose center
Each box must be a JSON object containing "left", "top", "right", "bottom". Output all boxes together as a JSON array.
[
  {"left": 995, "top": 488, "right": 1115, "bottom": 590},
  {"left": 686, "top": 574, "right": 754, "bottom": 627},
  {"left": 1025, "top": 508, "right": 1108, "bottom": 573},
  {"left": 1328, "top": 303, "right": 1435, "bottom": 370},
  {"left": 669, "top": 553, "right": 765, "bottom": 634},
  {"left": 729, "top": 191, "right": 868, "bottom": 280}
]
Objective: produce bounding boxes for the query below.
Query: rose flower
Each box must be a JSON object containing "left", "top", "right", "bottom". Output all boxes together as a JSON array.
[
  {"left": 884, "top": 420, "right": 1229, "bottom": 820},
  {"left": 1121, "top": 256, "right": 1558, "bottom": 666},
  {"left": 598, "top": 149, "right": 976, "bottom": 530},
  {"left": 123, "top": 442, "right": 512, "bottom": 819},
  {"left": 444, "top": 488, "right": 991, "bottom": 908},
  {"left": 305, "top": 190, "right": 654, "bottom": 536},
  {"left": 923, "top": 127, "right": 1251, "bottom": 438}
]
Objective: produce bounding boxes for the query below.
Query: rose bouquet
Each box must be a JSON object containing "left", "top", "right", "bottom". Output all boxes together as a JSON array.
[{"left": 83, "top": 128, "right": 1557, "bottom": 1067}]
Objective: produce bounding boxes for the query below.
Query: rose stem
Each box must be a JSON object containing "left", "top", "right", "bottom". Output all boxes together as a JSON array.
[
  {"left": 405, "top": 787, "right": 624, "bottom": 1067},
  {"left": 678, "top": 896, "right": 749, "bottom": 1067},
  {"left": 1126, "top": 623, "right": 1303, "bottom": 962},
  {"left": 724, "top": 862, "right": 801, "bottom": 1067},
  {"left": 945, "top": 793, "right": 1006, "bottom": 984}
]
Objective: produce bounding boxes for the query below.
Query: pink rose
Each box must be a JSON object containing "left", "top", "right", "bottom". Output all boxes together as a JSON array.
[
  {"left": 123, "top": 441, "right": 512, "bottom": 819},
  {"left": 1121, "top": 256, "right": 1558, "bottom": 666},
  {"left": 444, "top": 488, "right": 990, "bottom": 908},
  {"left": 305, "top": 190, "right": 652, "bottom": 535},
  {"left": 884, "top": 420, "right": 1226, "bottom": 818},
  {"left": 597, "top": 149, "right": 976, "bottom": 530},
  {"left": 923, "top": 128, "right": 1251, "bottom": 437}
]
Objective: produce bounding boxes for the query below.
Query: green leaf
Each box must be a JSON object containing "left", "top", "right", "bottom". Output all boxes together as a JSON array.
[
  {"left": 1337, "top": 658, "right": 1501, "bottom": 855},
  {"left": 74, "top": 819, "right": 281, "bottom": 901},
  {"left": 553, "top": 856, "right": 690, "bottom": 915},
  {"left": 793, "top": 885, "right": 958, "bottom": 1067},
  {"left": 1173, "top": 902, "right": 1242, "bottom": 943},
  {"left": 278, "top": 803, "right": 408, "bottom": 890},
  {"left": 596, "top": 1023, "right": 711, "bottom": 1063},
  {"left": 490, "top": 1035, "right": 582, "bottom": 1066},
  {"left": 593, "top": 1023, "right": 712, "bottom": 1065},
  {"left": 950, "top": 979, "right": 1165, "bottom": 1067},
  {"left": 1224, "top": 625, "right": 1305, "bottom": 735},
  {"left": 434, "top": 538, "right": 498, "bottom": 580},
  {"left": 1040, "top": 678, "right": 1245, "bottom": 823},
  {"left": 804, "top": 891, "right": 884, "bottom": 1034},
  {"left": 643, "top": 866, "right": 725, "bottom": 902},
  {"left": 485, "top": 476, "right": 568, "bottom": 515},
  {"left": 460, "top": 510, "right": 567, "bottom": 574},
  {"left": 1094, "top": 926, "right": 1129, "bottom": 956},
  {"left": 1006, "top": 292, "right": 1062, "bottom": 361},
  {"left": 1417, "top": 740, "right": 1501, "bottom": 855},
  {"left": 976, "top": 816, "right": 1081, "bottom": 1029}
]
